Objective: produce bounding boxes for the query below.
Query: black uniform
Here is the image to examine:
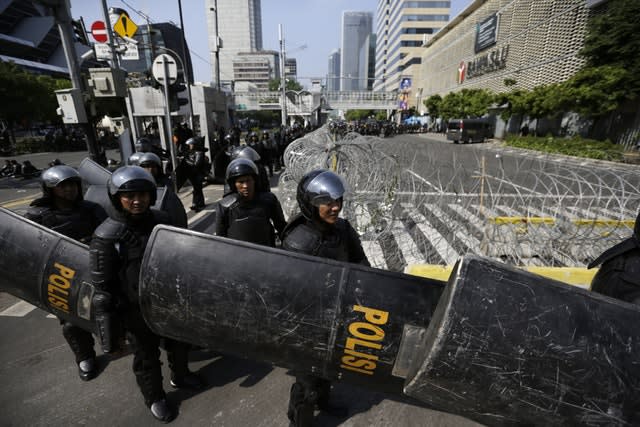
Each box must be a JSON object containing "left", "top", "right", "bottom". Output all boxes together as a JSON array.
[
  {"left": 90, "top": 210, "right": 172, "bottom": 407},
  {"left": 184, "top": 148, "right": 206, "bottom": 209},
  {"left": 215, "top": 192, "right": 286, "bottom": 247},
  {"left": 589, "top": 236, "right": 640, "bottom": 304},
  {"left": 25, "top": 197, "right": 107, "bottom": 366},
  {"left": 282, "top": 213, "right": 369, "bottom": 424}
]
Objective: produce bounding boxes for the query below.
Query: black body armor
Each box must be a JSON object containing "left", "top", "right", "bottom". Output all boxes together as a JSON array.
[
  {"left": 282, "top": 213, "right": 370, "bottom": 266},
  {"left": 215, "top": 192, "right": 286, "bottom": 247},
  {"left": 25, "top": 198, "right": 107, "bottom": 243},
  {"left": 589, "top": 237, "right": 640, "bottom": 304}
]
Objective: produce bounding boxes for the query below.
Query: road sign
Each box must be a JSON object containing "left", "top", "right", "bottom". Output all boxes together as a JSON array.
[
  {"left": 152, "top": 54, "right": 178, "bottom": 86},
  {"left": 90, "top": 20, "right": 108, "bottom": 43},
  {"left": 94, "top": 43, "right": 111, "bottom": 60},
  {"left": 113, "top": 13, "right": 138, "bottom": 39}
]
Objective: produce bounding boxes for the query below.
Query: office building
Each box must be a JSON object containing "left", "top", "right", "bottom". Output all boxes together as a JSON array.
[
  {"left": 374, "top": 0, "right": 450, "bottom": 100},
  {"left": 206, "top": 0, "right": 263, "bottom": 86},
  {"left": 340, "top": 11, "right": 373, "bottom": 91},
  {"left": 232, "top": 50, "right": 279, "bottom": 91},
  {"left": 285, "top": 57, "right": 297, "bottom": 81},
  {"left": 327, "top": 49, "right": 341, "bottom": 91},
  {"left": 418, "top": 0, "right": 597, "bottom": 98}
]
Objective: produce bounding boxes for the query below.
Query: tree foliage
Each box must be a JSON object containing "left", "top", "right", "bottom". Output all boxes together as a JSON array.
[
  {"left": 0, "top": 61, "right": 71, "bottom": 128},
  {"left": 433, "top": 89, "right": 495, "bottom": 120},
  {"left": 268, "top": 78, "right": 303, "bottom": 91}
]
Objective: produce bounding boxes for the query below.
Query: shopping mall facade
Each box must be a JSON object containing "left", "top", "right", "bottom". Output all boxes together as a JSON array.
[{"left": 415, "top": 0, "right": 608, "bottom": 107}]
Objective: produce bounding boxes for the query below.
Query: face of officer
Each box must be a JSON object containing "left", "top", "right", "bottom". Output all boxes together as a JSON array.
[
  {"left": 234, "top": 175, "right": 255, "bottom": 200},
  {"left": 317, "top": 198, "right": 342, "bottom": 225},
  {"left": 52, "top": 181, "right": 79, "bottom": 207},
  {"left": 119, "top": 191, "right": 151, "bottom": 215}
]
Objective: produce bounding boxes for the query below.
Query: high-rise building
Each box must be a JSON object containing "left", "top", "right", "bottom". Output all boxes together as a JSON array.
[
  {"left": 340, "top": 11, "right": 373, "bottom": 91},
  {"left": 285, "top": 58, "right": 297, "bottom": 81},
  {"left": 327, "top": 49, "right": 341, "bottom": 91},
  {"left": 206, "top": 0, "right": 263, "bottom": 87},
  {"left": 374, "top": 0, "right": 450, "bottom": 97}
]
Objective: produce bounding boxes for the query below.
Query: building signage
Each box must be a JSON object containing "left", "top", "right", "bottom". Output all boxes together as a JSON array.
[
  {"left": 475, "top": 14, "right": 498, "bottom": 53},
  {"left": 466, "top": 45, "right": 509, "bottom": 80},
  {"left": 398, "top": 77, "right": 411, "bottom": 110}
]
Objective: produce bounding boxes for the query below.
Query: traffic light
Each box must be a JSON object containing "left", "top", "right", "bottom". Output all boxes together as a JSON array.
[
  {"left": 168, "top": 80, "right": 189, "bottom": 112},
  {"left": 71, "top": 18, "right": 89, "bottom": 45}
]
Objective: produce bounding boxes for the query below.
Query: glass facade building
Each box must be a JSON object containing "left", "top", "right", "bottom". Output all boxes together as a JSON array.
[
  {"left": 340, "top": 11, "right": 373, "bottom": 91},
  {"left": 374, "top": 0, "right": 450, "bottom": 100},
  {"left": 327, "top": 49, "right": 341, "bottom": 91},
  {"left": 206, "top": 0, "right": 263, "bottom": 86}
]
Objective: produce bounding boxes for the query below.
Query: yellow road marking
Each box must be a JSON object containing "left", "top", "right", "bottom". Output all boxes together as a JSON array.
[
  {"left": 489, "top": 216, "right": 634, "bottom": 227},
  {"left": 406, "top": 264, "right": 597, "bottom": 289},
  {"left": 1, "top": 195, "right": 36, "bottom": 208}
]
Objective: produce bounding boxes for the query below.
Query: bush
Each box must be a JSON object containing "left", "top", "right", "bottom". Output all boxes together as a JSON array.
[{"left": 504, "top": 135, "right": 624, "bottom": 161}]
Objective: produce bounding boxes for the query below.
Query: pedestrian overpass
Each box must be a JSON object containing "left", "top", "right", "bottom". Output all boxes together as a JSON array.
[{"left": 233, "top": 90, "right": 398, "bottom": 118}]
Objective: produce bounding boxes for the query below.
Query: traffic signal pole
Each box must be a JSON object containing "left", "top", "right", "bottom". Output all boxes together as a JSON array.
[
  {"left": 52, "top": 1, "right": 101, "bottom": 161},
  {"left": 161, "top": 57, "right": 179, "bottom": 194}
]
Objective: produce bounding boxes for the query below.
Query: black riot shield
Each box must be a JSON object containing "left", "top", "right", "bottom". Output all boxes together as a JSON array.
[
  {"left": 0, "top": 207, "right": 96, "bottom": 332},
  {"left": 78, "top": 157, "right": 111, "bottom": 186},
  {"left": 139, "top": 225, "right": 445, "bottom": 393},
  {"left": 403, "top": 255, "right": 640, "bottom": 426}
]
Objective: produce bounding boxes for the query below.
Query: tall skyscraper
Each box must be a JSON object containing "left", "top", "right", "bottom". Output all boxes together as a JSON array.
[
  {"left": 374, "top": 0, "right": 450, "bottom": 95},
  {"left": 327, "top": 49, "right": 341, "bottom": 91},
  {"left": 206, "top": 0, "right": 263, "bottom": 87},
  {"left": 340, "top": 11, "right": 373, "bottom": 91}
]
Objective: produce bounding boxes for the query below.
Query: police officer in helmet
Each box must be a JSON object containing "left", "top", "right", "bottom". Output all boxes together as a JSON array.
[
  {"left": 90, "top": 166, "right": 198, "bottom": 422},
  {"left": 226, "top": 145, "right": 270, "bottom": 194},
  {"left": 282, "top": 169, "right": 370, "bottom": 426},
  {"left": 25, "top": 165, "right": 107, "bottom": 382},
  {"left": 215, "top": 158, "right": 286, "bottom": 247},
  {"left": 589, "top": 209, "right": 640, "bottom": 304},
  {"left": 183, "top": 137, "right": 207, "bottom": 211}
]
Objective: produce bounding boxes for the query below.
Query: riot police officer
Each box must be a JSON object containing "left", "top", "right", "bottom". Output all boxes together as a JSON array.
[
  {"left": 89, "top": 166, "right": 197, "bottom": 422},
  {"left": 136, "top": 151, "right": 188, "bottom": 229},
  {"left": 226, "top": 145, "right": 270, "bottom": 194},
  {"left": 183, "top": 137, "right": 207, "bottom": 211},
  {"left": 589, "top": 210, "right": 640, "bottom": 304},
  {"left": 25, "top": 165, "right": 107, "bottom": 381},
  {"left": 260, "top": 130, "right": 275, "bottom": 177},
  {"left": 215, "top": 158, "right": 286, "bottom": 247},
  {"left": 281, "top": 169, "right": 370, "bottom": 426}
]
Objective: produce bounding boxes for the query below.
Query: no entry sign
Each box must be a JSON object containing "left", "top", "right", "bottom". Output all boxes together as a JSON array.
[{"left": 90, "top": 21, "right": 108, "bottom": 43}]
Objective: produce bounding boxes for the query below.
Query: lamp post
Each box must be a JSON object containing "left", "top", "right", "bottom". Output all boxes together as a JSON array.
[{"left": 279, "top": 24, "right": 287, "bottom": 127}]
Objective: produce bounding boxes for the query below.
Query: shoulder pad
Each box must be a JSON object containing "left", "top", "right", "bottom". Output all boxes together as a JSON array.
[
  {"left": 220, "top": 193, "right": 240, "bottom": 209},
  {"left": 94, "top": 217, "right": 127, "bottom": 240},
  {"left": 25, "top": 204, "right": 50, "bottom": 220},
  {"left": 283, "top": 221, "right": 321, "bottom": 255},
  {"left": 152, "top": 209, "right": 172, "bottom": 225},
  {"left": 29, "top": 197, "right": 51, "bottom": 208},
  {"left": 256, "top": 191, "right": 278, "bottom": 203},
  {"left": 588, "top": 238, "right": 638, "bottom": 269}
]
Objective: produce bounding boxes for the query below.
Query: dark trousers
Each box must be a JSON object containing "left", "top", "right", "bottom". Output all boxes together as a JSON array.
[
  {"left": 61, "top": 321, "right": 96, "bottom": 363},
  {"left": 190, "top": 173, "right": 205, "bottom": 207},
  {"left": 288, "top": 373, "right": 331, "bottom": 425},
  {"left": 124, "top": 310, "right": 165, "bottom": 407}
]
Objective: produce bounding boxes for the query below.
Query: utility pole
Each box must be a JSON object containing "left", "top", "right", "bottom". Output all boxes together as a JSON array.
[
  {"left": 50, "top": 0, "right": 100, "bottom": 161},
  {"left": 210, "top": 0, "right": 221, "bottom": 91},
  {"left": 279, "top": 24, "right": 287, "bottom": 127},
  {"left": 177, "top": 0, "right": 195, "bottom": 129}
]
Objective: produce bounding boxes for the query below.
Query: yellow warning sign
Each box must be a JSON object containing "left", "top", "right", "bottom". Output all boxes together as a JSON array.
[{"left": 113, "top": 13, "right": 138, "bottom": 38}]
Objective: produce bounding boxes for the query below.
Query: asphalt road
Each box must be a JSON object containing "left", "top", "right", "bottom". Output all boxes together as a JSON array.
[{"left": 2, "top": 134, "right": 639, "bottom": 426}]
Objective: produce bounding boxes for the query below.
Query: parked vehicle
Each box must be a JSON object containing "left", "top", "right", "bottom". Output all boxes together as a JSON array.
[{"left": 446, "top": 118, "right": 493, "bottom": 144}]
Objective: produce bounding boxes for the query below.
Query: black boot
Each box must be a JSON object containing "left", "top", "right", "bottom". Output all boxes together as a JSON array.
[
  {"left": 78, "top": 357, "right": 98, "bottom": 382},
  {"left": 170, "top": 372, "right": 204, "bottom": 390},
  {"left": 287, "top": 381, "right": 316, "bottom": 427},
  {"left": 150, "top": 399, "right": 175, "bottom": 423}
]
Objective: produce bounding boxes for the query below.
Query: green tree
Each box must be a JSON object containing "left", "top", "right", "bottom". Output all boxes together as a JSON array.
[
  {"left": 423, "top": 94, "right": 442, "bottom": 117},
  {"left": 268, "top": 78, "right": 303, "bottom": 91},
  {"left": 344, "top": 109, "right": 376, "bottom": 121}
]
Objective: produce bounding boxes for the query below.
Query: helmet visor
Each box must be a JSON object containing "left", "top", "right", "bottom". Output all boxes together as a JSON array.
[{"left": 306, "top": 171, "right": 348, "bottom": 207}]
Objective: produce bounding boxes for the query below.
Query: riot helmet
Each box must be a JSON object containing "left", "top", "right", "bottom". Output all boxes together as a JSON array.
[
  {"left": 297, "top": 169, "right": 348, "bottom": 220},
  {"left": 107, "top": 166, "right": 157, "bottom": 210},
  {"left": 225, "top": 158, "right": 258, "bottom": 190},
  {"left": 135, "top": 137, "right": 154, "bottom": 153},
  {"left": 185, "top": 136, "right": 204, "bottom": 149},
  {"left": 137, "top": 152, "right": 162, "bottom": 169},
  {"left": 230, "top": 146, "right": 261, "bottom": 162},
  {"left": 41, "top": 165, "right": 82, "bottom": 199},
  {"left": 128, "top": 151, "right": 143, "bottom": 166}
]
